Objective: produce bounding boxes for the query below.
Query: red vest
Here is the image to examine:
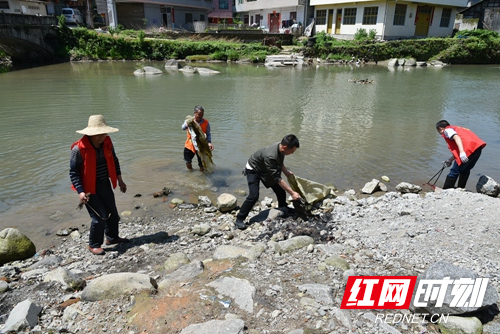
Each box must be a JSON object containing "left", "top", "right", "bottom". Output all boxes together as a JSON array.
[
  {"left": 71, "top": 136, "right": 117, "bottom": 194},
  {"left": 185, "top": 119, "right": 209, "bottom": 153},
  {"left": 443, "top": 125, "right": 486, "bottom": 165}
]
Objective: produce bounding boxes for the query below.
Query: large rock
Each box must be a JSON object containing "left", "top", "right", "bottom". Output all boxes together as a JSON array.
[
  {"left": 1, "top": 299, "right": 42, "bottom": 333},
  {"left": 43, "top": 267, "right": 86, "bottom": 291},
  {"left": 217, "top": 193, "right": 237, "bottom": 212},
  {"left": 180, "top": 319, "right": 244, "bottom": 334},
  {"left": 395, "top": 182, "right": 422, "bottom": 194},
  {"left": 410, "top": 261, "right": 498, "bottom": 315},
  {"left": 81, "top": 273, "right": 157, "bottom": 301},
  {"left": 206, "top": 276, "right": 256, "bottom": 313},
  {"left": 133, "top": 66, "right": 163, "bottom": 76},
  {"left": 362, "top": 179, "right": 380, "bottom": 194},
  {"left": 476, "top": 175, "right": 499, "bottom": 197},
  {"left": 439, "top": 316, "right": 482, "bottom": 334},
  {"left": 0, "top": 228, "right": 36, "bottom": 265}
]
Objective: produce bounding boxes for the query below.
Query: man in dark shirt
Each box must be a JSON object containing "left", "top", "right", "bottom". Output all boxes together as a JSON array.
[
  {"left": 235, "top": 134, "right": 302, "bottom": 230},
  {"left": 70, "top": 115, "right": 129, "bottom": 255}
]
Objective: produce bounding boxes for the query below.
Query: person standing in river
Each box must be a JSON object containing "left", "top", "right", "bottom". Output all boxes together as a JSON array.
[
  {"left": 436, "top": 120, "right": 486, "bottom": 189},
  {"left": 70, "top": 115, "right": 129, "bottom": 255},
  {"left": 182, "top": 105, "right": 214, "bottom": 172},
  {"left": 235, "top": 134, "right": 302, "bottom": 230}
]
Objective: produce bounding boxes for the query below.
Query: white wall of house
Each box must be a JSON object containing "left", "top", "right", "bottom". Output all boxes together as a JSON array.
[
  {"left": 314, "top": 1, "right": 460, "bottom": 39},
  {"left": 236, "top": 0, "right": 304, "bottom": 12},
  {"left": 247, "top": 7, "right": 305, "bottom": 27},
  {"left": 311, "top": 0, "right": 466, "bottom": 6}
]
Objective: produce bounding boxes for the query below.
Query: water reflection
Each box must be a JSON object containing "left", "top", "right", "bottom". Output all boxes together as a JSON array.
[{"left": 0, "top": 62, "right": 499, "bottom": 248}]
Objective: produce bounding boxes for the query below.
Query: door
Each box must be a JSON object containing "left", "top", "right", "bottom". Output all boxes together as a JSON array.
[
  {"left": 327, "top": 9, "right": 334, "bottom": 34},
  {"left": 414, "top": 6, "right": 432, "bottom": 37},
  {"left": 269, "top": 12, "right": 280, "bottom": 33},
  {"left": 335, "top": 9, "right": 342, "bottom": 34}
]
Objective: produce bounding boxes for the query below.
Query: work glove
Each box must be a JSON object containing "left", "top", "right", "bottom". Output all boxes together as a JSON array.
[
  {"left": 460, "top": 152, "right": 469, "bottom": 163},
  {"left": 443, "top": 160, "right": 452, "bottom": 168}
]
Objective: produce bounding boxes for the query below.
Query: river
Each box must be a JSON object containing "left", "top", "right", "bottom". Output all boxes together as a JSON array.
[{"left": 1, "top": 61, "right": 499, "bottom": 249}]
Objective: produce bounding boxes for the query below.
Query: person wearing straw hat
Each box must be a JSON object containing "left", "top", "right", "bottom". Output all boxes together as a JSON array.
[{"left": 70, "top": 115, "right": 129, "bottom": 255}]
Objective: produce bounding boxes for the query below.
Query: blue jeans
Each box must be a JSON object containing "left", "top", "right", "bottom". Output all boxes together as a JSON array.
[
  {"left": 447, "top": 147, "right": 482, "bottom": 187},
  {"left": 85, "top": 179, "right": 120, "bottom": 248}
]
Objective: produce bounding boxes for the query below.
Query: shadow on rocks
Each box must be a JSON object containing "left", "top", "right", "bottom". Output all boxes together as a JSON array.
[{"left": 104, "top": 231, "right": 179, "bottom": 255}]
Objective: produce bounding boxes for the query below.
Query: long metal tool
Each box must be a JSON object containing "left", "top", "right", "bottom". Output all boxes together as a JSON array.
[{"left": 423, "top": 164, "right": 446, "bottom": 189}]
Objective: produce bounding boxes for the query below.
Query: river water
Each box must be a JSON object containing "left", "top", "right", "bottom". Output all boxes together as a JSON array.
[{"left": 1, "top": 61, "right": 499, "bottom": 249}]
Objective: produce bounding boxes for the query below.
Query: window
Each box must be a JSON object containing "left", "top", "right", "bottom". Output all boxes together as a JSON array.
[
  {"left": 316, "top": 9, "right": 327, "bottom": 25},
  {"left": 200, "top": 14, "right": 205, "bottom": 21},
  {"left": 363, "top": 7, "right": 378, "bottom": 25},
  {"left": 0, "top": 1, "right": 9, "bottom": 9},
  {"left": 185, "top": 13, "right": 193, "bottom": 24},
  {"left": 393, "top": 4, "right": 407, "bottom": 26},
  {"left": 440, "top": 8, "right": 452, "bottom": 27},
  {"left": 290, "top": 12, "right": 296, "bottom": 20},
  {"left": 238, "top": 0, "right": 243, "bottom": 3},
  {"left": 343, "top": 8, "right": 357, "bottom": 25},
  {"left": 219, "top": 0, "right": 229, "bottom": 9}
]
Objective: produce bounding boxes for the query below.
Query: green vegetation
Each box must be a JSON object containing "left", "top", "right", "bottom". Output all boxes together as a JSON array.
[
  {"left": 56, "top": 22, "right": 281, "bottom": 62},
  {"left": 306, "top": 29, "right": 500, "bottom": 64},
  {"left": 55, "top": 21, "right": 500, "bottom": 64}
]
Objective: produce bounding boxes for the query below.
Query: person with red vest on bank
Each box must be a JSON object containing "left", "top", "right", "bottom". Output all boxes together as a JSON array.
[
  {"left": 181, "top": 105, "right": 214, "bottom": 171},
  {"left": 70, "top": 115, "right": 129, "bottom": 255},
  {"left": 436, "top": 120, "right": 486, "bottom": 189}
]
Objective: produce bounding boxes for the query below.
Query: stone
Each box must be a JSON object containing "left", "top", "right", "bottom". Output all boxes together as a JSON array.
[
  {"left": 410, "top": 261, "right": 499, "bottom": 315},
  {"left": 1, "top": 299, "right": 42, "bottom": 333},
  {"left": 164, "top": 253, "right": 190, "bottom": 272},
  {"left": 180, "top": 319, "right": 244, "bottom": 334},
  {"left": 81, "top": 273, "right": 157, "bottom": 301},
  {"left": 207, "top": 276, "right": 256, "bottom": 313},
  {"left": 395, "top": 182, "right": 422, "bottom": 194},
  {"left": 216, "top": 193, "right": 237, "bottom": 212},
  {"left": 362, "top": 179, "right": 380, "bottom": 194},
  {"left": 0, "top": 228, "right": 36, "bottom": 265},
  {"left": 476, "top": 175, "right": 499, "bottom": 197},
  {"left": 438, "top": 316, "right": 482, "bottom": 334}
]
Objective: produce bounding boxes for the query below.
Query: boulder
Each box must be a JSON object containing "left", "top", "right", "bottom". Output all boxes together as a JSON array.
[
  {"left": 164, "top": 59, "right": 180, "bottom": 69},
  {"left": 217, "top": 193, "right": 237, "bottom": 212},
  {"left": 0, "top": 228, "right": 36, "bottom": 265},
  {"left": 476, "top": 175, "right": 499, "bottom": 197},
  {"left": 362, "top": 179, "right": 380, "bottom": 194},
  {"left": 410, "top": 261, "right": 499, "bottom": 315},
  {"left": 395, "top": 182, "right": 422, "bottom": 194},
  {"left": 81, "top": 273, "right": 157, "bottom": 301}
]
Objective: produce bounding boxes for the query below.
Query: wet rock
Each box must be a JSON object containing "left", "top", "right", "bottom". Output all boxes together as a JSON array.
[
  {"left": 165, "top": 59, "right": 180, "bottom": 69},
  {"left": 198, "top": 196, "right": 212, "bottom": 207},
  {"left": 134, "top": 66, "right": 163, "bottom": 76},
  {"left": 362, "top": 179, "right": 380, "bottom": 194}
]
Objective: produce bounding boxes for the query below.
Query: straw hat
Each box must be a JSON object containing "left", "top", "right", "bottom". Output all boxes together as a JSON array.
[{"left": 76, "top": 115, "right": 119, "bottom": 136}]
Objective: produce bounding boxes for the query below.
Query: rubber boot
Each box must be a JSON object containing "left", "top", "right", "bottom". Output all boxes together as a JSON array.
[
  {"left": 442, "top": 176, "right": 457, "bottom": 189},
  {"left": 457, "top": 175, "right": 469, "bottom": 189},
  {"left": 186, "top": 162, "right": 193, "bottom": 170}
]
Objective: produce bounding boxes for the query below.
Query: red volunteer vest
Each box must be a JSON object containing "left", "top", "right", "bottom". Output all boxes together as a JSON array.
[
  {"left": 443, "top": 125, "right": 486, "bottom": 166},
  {"left": 185, "top": 119, "right": 209, "bottom": 153},
  {"left": 71, "top": 136, "right": 117, "bottom": 194}
]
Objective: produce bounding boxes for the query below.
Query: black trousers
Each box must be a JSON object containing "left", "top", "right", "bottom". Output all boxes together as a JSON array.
[
  {"left": 183, "top": 147, "right": 203, "bottom": 168},
  {"left": 85, "top": 179, "right": 120, "bottom": 248},
  {"left": 237, "top": 169, "right": 286, "bottom": 220}
]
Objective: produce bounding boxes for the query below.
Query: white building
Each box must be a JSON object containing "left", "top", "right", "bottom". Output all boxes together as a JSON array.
[
  {"left": 310, "top": 0, "right": 468, "bottom": 40},
  {"left": 235, "top": 0, "right": 311, "bottom": 33}
]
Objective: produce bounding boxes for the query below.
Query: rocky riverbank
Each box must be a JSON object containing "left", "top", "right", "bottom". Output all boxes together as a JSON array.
[{"left": 1, "top": 187, "right": 500, "bottom": 334}]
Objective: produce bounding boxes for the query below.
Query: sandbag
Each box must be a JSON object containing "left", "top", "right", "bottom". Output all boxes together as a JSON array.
[{"left": 287, "top": 174, "right": 332, "bottom": 205}]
